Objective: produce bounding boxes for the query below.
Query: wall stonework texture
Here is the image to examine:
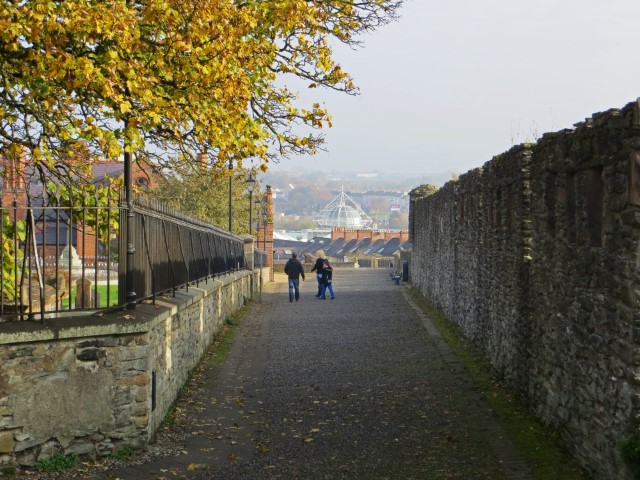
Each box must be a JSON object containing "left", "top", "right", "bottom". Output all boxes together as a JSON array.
[
  {"left": 0, "top": 268, "right": 265, "bottom": 468},
  {"left": 410, "top": 99, "right": 640, "bottom": 480}
]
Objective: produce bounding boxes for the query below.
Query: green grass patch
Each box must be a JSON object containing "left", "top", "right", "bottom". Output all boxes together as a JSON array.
[
  {"left": 161, "top": 304, "right": 251, "bottom": 429},
  {"left": 208, "top": 307, "right": 250, "bottom": 365},
  {"left": 407, "top": 288, "right": 593, "bottom": 480},
  {"left": 162, "top": 410, "right": 177, "bottom": 428},
  {"left": 68, "top": 284, "right": 119, "bottom": 308},
  {"left": 35, "top": 453, "right": 78, "bottom": 473},
  {"left": 108, "top": 446, "right": 134, "bottom": 462}
]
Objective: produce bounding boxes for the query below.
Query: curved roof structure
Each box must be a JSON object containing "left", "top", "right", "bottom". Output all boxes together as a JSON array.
[{"left": 313, "top": 188, "right": 373, "bottom": 228}]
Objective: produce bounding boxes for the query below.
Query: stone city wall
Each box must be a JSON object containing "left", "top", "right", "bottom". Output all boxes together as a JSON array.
[
  {"left": 0, "top": 268, "right": 266, "bottom": 469},
  {"left": 410, "top": 99, "right": 640, "bottom": 480}
]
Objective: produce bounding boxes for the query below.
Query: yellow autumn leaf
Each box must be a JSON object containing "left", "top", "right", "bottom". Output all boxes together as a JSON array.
[{"left": 119, "top": 102, "right": 132, "bottom": 115}]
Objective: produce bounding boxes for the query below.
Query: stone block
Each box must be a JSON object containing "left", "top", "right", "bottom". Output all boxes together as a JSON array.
[
  {"left": 14, "top": 437, "right": 46, "bottom": 453},
  {"left": 0, "top": 432, "right": 13, "bottom": 453},
  {"left": 66, "top": 441, "right": 95, "bottom": 456},
  {"left": 132, "top": 415, "right": 149, "bottom": 429},
  {"left": 116, "top": 347, "right": 148, "bottom": 362},
  {"left": 57, "top": 435, "right": 74, "bottom": 448},
  {"left": 134, "top": 387, "right": 148, "bottom": 403},
  {"left": 97, "top": 338, "right": 120, "bottom": 348},
  {"left": 77, "top": 348, "right": 106, "bottom": 361},
  {"left": 121, "top": 374, "right": 149, "bottom": 388}
]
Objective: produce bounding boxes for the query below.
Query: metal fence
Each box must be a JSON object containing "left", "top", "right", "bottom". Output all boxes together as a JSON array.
[
  {"left": 123, "top": 195, "right": 245, "bottom": 306},
  {"left": 1, "top": 186, "right": 249, "bottom": 321}
]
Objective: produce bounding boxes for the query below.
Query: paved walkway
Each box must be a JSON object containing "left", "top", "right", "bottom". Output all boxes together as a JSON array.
[{"left": 96, "top": 268, "right": 532, "bottom": 480}]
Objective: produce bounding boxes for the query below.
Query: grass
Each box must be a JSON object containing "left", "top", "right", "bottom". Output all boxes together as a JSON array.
[
  {"left": 208, "top": 308, "right": 250, "bottom": 365},
  {"left": 407, "top": 287, "right": 594, "bottom": 480},
  {"left": 108, "top": 447, "right": 134, "bottom": 462},
  {"left": 161, "top": 305, "right": 251, "bottom": 430},
  {"left": 34, "top": 454, "right": 78, "bottom": 473},
  {"left": 68, "top": 284, "right": 119, "bottom": 308}
]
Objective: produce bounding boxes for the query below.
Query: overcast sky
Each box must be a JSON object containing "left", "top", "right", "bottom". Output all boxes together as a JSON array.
[{"left": 269, "top": 0, "right": 640, "bottom": 179}]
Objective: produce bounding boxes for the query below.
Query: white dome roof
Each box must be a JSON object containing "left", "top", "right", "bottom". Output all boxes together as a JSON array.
[{"left": 313, "top": 188, "right": 372, "bottom": 228}]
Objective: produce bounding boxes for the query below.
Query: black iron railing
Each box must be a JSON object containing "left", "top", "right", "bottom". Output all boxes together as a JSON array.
[
  {"left": 1, "top": 186, "right": 248, "bottom": 321},
  {"left": 124, "top": 195, "right": 245, "bottom": 305}
]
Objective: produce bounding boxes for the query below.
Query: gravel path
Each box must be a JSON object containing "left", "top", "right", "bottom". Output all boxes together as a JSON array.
[{"left": 47, "top": 268, "right": 533, "bottom": 480}]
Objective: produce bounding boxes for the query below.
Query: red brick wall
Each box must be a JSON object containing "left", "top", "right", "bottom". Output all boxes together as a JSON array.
[{"left": 331, "top": 227, "right": 408, "bottom": 243}]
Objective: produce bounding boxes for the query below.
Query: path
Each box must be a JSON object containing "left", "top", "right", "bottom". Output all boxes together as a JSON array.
[{"left": 93, "top": 268, "right": 532, "bottom": 480}]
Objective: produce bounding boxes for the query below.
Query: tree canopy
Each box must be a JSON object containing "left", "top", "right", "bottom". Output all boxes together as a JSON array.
[
  {"left": 149, "top": 162, "right": 260, "bottom": 235},
  {"left": 0, "top": 0, "right": 402, "bottom": 181}
]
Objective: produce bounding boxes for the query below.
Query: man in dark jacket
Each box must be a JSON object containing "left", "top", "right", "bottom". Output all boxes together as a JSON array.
[{"left": 284, "top": 252, "right": 305, "bottom": 302}]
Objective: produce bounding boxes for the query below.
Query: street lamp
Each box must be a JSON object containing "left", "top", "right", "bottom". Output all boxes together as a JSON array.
[
  {"left": 254, "top": 198, "right": 263, "bottom": 248},
  {"left": 228, "top": 158, "right": 233, "bottom": 232},
  {"left": 244, "top": 171, "right": 256, "bottom": 234},
  {"left": 253, "top": 197, "right": 265, "bottom": 304}
]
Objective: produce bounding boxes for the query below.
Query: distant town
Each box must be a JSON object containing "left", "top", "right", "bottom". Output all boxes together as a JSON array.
[{"left": 263, "top": 168, "right": 451, "bottom": 236}]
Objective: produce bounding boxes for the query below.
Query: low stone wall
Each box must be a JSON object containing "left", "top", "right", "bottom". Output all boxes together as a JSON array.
[
  {"left": 410, "top": 99, "right": 640, "bottom": 480},
  {"left": 0, "top": 267, "right": 268, "bottom": 468}
]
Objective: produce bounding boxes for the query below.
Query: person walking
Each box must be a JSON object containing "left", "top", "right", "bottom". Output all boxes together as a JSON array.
[
  {"left": 310, "top": 250, "right": 326, "bottom": 298},
  {"left": 319, "top": 259, "right": 335, "bottom": 300},
  {"left": 284, "top": 252, "right": 305, "bottom": 302}
]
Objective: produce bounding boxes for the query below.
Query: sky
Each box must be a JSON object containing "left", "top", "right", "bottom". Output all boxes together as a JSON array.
[{"left": 269, "top": 0, "right": 640, "bottom": 179}]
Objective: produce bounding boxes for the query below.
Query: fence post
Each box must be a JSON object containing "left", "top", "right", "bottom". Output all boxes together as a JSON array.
[
  {"left": 124, "top": 150, "right": 136, "bottom": 310},
  {"left": 242, "top": 235, "right": 255, "bottom": 296}
]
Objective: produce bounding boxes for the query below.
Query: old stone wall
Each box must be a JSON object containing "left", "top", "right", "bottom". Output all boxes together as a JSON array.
[
  {"left": 0, "top": 267, "right": 267, "bottom": 468},
  {"left": 410, "top": 99, "right": 640, "bottom": 480}
]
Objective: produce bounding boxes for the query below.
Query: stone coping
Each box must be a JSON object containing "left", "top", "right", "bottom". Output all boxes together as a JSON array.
[{"left": 0, "top": 271, "right": 251, "bottom": 345}]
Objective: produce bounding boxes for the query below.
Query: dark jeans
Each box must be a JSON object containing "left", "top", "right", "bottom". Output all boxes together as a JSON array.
[
  {"left": 288, "top": 278, "right": 300, "bottom": 301},
  {"left": 315, "top": 273, "right": 323, "bottom": 296}
]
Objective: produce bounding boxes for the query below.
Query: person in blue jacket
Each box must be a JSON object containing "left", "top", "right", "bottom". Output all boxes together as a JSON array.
[{"left": 319, "top": 259, "right": 335, "bottom": 300}]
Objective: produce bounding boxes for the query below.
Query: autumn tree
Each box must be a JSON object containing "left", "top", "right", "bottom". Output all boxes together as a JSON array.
[
  {"left": 388, "top": 211, "right": 408, "bottom": 230},
  {"left": 149, "top": 163, "right": 261, "bottom": 235},
  {"left": 0, "top": 0, "right": 402, "bottom": 182}
]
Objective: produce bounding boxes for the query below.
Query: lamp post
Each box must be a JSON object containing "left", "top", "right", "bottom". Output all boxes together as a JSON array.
[
  {"left": 254, "top": 198, "right": 263, "bottom": 247},
  {"left": 123, "top": 142, "right": 136, "bottom": 310},
  {"left": 253, "top": 198, "right": 264, "bottom": 303},
  {"left": 244, "top": 171, "right": 256, "bottom": 234},
  {"left": 262, "top": 214, "right": 267, "bottom": 252},
  {"left": 228, "top": 158, "right": 233, "bottom": 232}
]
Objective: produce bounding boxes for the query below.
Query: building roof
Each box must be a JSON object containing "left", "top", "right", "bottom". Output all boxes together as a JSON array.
[
  {"left": 273, "top": 234, "right": 411, "bottom": 260},
  {"left": 313, "top": 188, "right": 373, "bottom": 228}
]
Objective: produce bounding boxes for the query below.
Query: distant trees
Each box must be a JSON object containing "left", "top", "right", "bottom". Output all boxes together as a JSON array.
[
  {"left": 388, "top": 212, "right": 409, "bottom": 229},
  {"left": 274, "top": 215, "right": 316, "bottom": 232},
  {"left": 281, "top": 187, "right": 333, "bottom": 215},
  {"left": 149, "top": 165, "right": 259, "bottom": 235}
]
